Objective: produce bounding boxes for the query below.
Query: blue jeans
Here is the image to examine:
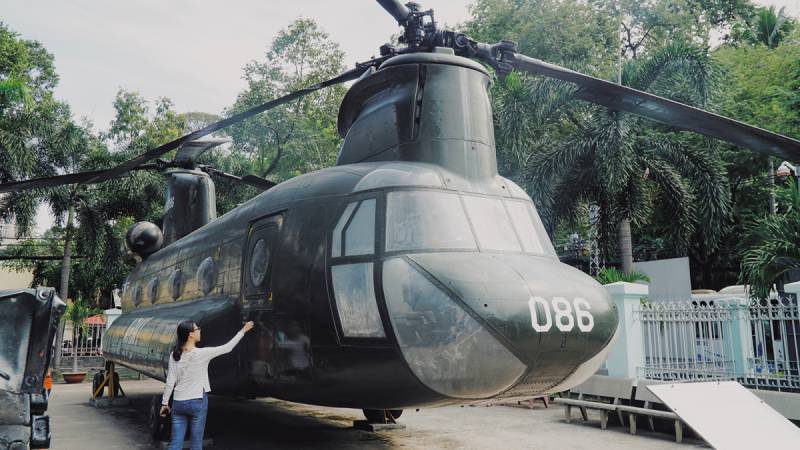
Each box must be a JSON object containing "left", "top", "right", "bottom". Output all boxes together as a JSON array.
[{"left": 169, "top": 392, "right": 208, "bottom": 450}]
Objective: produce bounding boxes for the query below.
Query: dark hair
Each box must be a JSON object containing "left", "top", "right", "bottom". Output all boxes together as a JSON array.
[{"left": 172, "top": 320, "right": 195, "bottom": 361}]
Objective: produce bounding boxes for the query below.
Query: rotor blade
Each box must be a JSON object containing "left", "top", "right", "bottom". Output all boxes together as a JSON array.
[
  {"left": 201, "top": 167, "right": 276, "bottom": 191},
  {"left": 0, "top": 169, "right": 114, "bottom": 192},
  {"left": 174, "top": 138, "right": 231, "bottom": 166},
  {"left": 377, "top": 0, "right": 411, "bottom": 24},
  {"left": 0, "top": 255, "right": 84, "bottom": 261},
  {"left": 0, "top": 65, "right": 369, "bottom": 194},
  {"left": 0, "top": 165, "right": 162, "bottom": 193},
  {"left": 510, "top": 53, "right": 800, "bottom": 161},
  {"left": 241, "top": 175, "right": 277, "bottom": 190}
]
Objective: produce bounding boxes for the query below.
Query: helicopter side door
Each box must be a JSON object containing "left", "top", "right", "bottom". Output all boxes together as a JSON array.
[
  {"left": 241, "top": 214, "right": 282, "bottom": 386},
  {"left": 242, "top": 214, "right": 282, "bottom": 309}
]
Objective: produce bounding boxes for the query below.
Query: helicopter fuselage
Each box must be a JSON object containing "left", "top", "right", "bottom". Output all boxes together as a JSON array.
[
  {"left": 102, "top": 50, "right": 619, "bottom": 409},
  {"left": 103, "top": 160, "right": 617, "bottom": 408}
]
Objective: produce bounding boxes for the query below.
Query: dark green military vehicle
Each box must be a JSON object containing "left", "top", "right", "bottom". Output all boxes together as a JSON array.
[{"left": 0, "top": 288, "right": 65, "bottom": 450}]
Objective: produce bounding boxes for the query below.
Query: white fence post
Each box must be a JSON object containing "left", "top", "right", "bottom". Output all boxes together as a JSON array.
[
  {"left": 729, "top": 298, "right": 755, "bottom": 378},
  {"left": 604, "top": 281, "right": 648, "bottom": 379}
]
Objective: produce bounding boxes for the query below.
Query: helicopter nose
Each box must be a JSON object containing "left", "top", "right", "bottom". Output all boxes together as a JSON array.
[{"left": 381, "top": 253, "right": 618, "bottom": 400}]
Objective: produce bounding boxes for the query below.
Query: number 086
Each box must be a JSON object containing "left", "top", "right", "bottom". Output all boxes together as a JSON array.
[{"left": 528, "top": 296, "right": 594, "bottom": 333}]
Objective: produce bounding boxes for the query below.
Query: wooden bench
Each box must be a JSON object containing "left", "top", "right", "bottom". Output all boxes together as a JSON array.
[
  {"left": 616, "top": 380, "right": 683, "bottom": 443},
  {"left": 553, "top": 375, "right": 634, "bottom": 429}
]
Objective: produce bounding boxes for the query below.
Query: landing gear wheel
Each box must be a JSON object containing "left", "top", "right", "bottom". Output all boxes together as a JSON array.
[
  {"left": 362, "top": 409, "right": 403, "bottom": 423},
  {"left": 91, "top": 370, "right": 120, "bottom": 398},
  {"left": 148, "top": 395, "right": 170, "bottom": 441},
  {"left": 92, "top": 372, "right": 104, "bottom": 398}
]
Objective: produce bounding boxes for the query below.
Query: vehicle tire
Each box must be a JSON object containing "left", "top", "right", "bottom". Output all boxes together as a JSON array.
[
  {"left": 92, "top": 371, "right": 105, "bottom": 398},
  {"left": 112, "top": 371, "right": 120, "bottom": 397},
  {"left": 148, "top": 395, "right": 170, "bottom": 441},
  {"left": 362, "top": 409, "right": 403, "bottom": 423}
]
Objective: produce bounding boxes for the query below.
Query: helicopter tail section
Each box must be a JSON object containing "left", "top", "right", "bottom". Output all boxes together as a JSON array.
[{"left": 101, "top": 297, "right": 241, "bottom": 384}]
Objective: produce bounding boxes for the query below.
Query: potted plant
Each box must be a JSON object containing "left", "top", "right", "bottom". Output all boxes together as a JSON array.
[{"left": 61, "top": 298, "right": 101, "bottom": 383}]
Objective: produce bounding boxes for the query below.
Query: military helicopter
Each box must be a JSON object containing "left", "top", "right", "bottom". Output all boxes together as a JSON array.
[{"left": 2, "top": 0, "right": 799, "bottom": 431}]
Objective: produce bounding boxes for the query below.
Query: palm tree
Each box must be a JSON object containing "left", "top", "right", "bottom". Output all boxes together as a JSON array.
[
  {"left": 516, "top": 41, "right": 731, "bottom": 272},
  {"left": 754, "top": 6, "right": 794, "bottom": 50},
  {"left": 751, "top": 6, "right": 794, "bottom": 217},
  {"left": 63, "top": 297, "right": 101, "bottom": 375},
  {"left": 739, "top": 183, "right": 800, "bottom": 299}
]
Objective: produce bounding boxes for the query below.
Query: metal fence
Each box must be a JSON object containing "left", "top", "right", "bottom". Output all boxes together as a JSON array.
[
  {"left": 61, "top": 321, "right": 105, "bottom": 358},
  {"left": 636, "top": 296, "right": 800, "bottom": 392}
]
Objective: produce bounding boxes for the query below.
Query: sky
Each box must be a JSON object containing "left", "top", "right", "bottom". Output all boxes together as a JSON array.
[{"left": 2, "top": 0, "right": 797, "bottom": 233}]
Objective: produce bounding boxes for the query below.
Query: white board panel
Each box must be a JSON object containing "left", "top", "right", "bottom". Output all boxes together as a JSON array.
[{"left": 647, "top": 381, "right": 800, "bottom": 449}]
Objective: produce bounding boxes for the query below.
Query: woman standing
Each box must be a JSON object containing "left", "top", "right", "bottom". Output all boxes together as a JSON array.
[{"left": 160, "top": 320, "right": 254, "bottom": 450}]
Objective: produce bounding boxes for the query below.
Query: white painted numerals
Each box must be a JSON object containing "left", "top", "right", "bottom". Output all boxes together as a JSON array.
[{"left": 528, "top": 296, "right": 594, "bottom": 333}]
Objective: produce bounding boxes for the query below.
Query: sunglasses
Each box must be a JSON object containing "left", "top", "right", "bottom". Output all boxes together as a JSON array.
[{"left": 192, "top": 327, "right": 201, "bottom": 332}]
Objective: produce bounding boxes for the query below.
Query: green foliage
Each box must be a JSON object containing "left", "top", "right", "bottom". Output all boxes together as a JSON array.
[
  {"left": 729, "top": 5, "right": 795, "bottom": 49},
  {"left": 595, "top": 266, "right": 651, "bottom": 284},
  {"left": 523, "top": 41, "right": 731, "bottom": 260},
  {"left": 739, "top": 183, "right": 800, "bottom": 299},
  {"left": 63, "top": 297, "right": 101, "bottom": 335},
  {"left": 226, "top": 18, "right": 346, "bottom": 181},
  {"left": 714, "top": 42, "right": 800, "bottom": 140},
  {"left": 466, "top": 0, "right": 618, "bottom": 74},
  {"left": 0, "top": 22, "right": 66, "bottom": 218}
]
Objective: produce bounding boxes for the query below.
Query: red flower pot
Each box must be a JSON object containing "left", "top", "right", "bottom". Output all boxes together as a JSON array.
[{"left": 62, "top": 372, "right": 87, "bottom": 384}]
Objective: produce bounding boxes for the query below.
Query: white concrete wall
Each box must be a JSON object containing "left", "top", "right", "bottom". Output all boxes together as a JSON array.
[{"left": 0, "top": 266, "right": 34, "bottom": 289}]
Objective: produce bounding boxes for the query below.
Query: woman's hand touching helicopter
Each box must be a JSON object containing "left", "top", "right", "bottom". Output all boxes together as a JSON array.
[{"left": 242, "top": 321, "right": 255, "bottom": 333}]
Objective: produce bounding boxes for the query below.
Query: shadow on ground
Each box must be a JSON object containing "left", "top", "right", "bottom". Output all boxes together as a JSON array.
[{"left": 120, "top": 389, "right": 391, "bottom": 449}]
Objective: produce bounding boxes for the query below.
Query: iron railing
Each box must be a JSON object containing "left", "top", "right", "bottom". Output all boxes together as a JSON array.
[
  {"left": 61, "top": 321, "right": 105, "bottom": 358},
  {"left": 636, "top": 296, "right": 800, "bottom": 392}
]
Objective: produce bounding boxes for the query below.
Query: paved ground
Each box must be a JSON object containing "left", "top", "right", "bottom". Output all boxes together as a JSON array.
[{"left": 47, "top": 379, "right": 706, "bottom": 449}]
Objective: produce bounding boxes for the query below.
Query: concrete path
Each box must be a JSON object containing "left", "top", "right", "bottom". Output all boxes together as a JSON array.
[{"left": 47, "top": 379, "right": 706, "bottom": 449}]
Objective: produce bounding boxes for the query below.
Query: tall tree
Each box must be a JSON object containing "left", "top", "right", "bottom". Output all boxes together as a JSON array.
[{"left": 226, "top": 18, "right": 347, "bottom": 181}]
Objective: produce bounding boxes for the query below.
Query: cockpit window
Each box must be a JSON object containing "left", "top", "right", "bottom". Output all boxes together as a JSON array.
[
  {"left": 332, "top": 202, "right": 358, "bottom": 258},
  {"left": 386, "top": 191, "right": 477, "bottom": 252},
  {"left": 344, "top": 199, "right": 375, "bottom": 256},
  {"left": 505, "top": 200, "right": 556, "bottom": 256},
  {"left": 332, "top": 199, "right": 376, "bottom": 257},
  {"left": 462, "top": 196, "right": 521, "bottom": 252},
  {"left": 382, "top": 189, "right": 555, "bottom": 257}
]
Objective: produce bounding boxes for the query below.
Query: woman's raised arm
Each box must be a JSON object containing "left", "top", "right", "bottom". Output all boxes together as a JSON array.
[{"left": 200, "top": 321, "right": 254, "bottom": 359}]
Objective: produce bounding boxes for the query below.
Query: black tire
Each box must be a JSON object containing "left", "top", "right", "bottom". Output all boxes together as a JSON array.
[
  {"left": 362, "top": 409, "right": 403, "bottom": 423},
  {"left": 92, "top": 371, "right": 105, "bottom": 398},
  {"left": 112, "top": 371, "right": 120, "bottom": 397},
  {"left": 148, "top": 395, "right": 170, "bottom": 441}
]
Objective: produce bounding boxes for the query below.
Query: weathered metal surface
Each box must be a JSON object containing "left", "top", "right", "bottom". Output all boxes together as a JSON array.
[
  {"left": 337, "top": 51, "right": 506, "bottom": 196},
  {"left": 162, "top": 169, "right": 217, "bottom": 245},
  {"left": 0, "top": 288, "right": 65, "bottom": 450},
  {"left": 102, "top": 297, "right": 239, "bottom": 382}
]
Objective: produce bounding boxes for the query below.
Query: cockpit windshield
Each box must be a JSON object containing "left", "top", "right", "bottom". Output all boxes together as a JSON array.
[
  {"left": 386, "top": 191, "right": 477, "bottom": 252},
  {"left": 384, "top": 190, "right": 556, "bottom": 256}
]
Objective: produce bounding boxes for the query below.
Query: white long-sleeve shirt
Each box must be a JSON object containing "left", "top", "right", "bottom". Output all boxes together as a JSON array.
[{"left": 162, "top": 330, "right": 245, "bottom": 405}]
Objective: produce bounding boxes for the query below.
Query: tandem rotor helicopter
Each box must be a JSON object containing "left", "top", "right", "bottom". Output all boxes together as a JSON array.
[{"left": 3, "top": 0, "right": 800, "bottom": 432}]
